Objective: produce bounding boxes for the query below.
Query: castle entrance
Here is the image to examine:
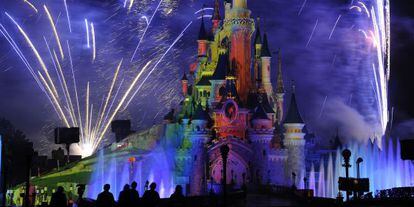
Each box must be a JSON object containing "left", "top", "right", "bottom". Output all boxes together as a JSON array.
[{"left": 207, "top": 137, "right": 252, "bottom": 192}]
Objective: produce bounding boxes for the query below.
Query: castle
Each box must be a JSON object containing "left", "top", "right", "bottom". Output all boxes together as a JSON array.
[{"left": 163, "top": 0, "right": 308, "bottom": 195}]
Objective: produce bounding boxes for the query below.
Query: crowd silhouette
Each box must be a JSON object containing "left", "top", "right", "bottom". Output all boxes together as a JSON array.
[{"left": 49, "top": 181, "right": 185, "bottom": 207}]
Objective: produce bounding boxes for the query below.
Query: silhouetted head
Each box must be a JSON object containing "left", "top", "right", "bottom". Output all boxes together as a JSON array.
[
  {"left": 57, "top": 186, "right": 64, "bottom": 193},
  {"left": 174, "top": 185, "right": 183, "bottom": 194},
  {"left": 123, "top": 184, "right": 130, "bottom": 191},
  {"left": 104, "top": 184, "right": 110, "bottom": 191},
  {"left": 131, "top": 181, "right": 137, "bottom": 189},
  {"left": 149, "top": 182, "right": 156, "bottom": 191}
]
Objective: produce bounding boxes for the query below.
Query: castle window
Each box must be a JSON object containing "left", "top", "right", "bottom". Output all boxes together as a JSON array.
[
  {"left": 194, "top": 155, "right": 197, "bottom": 161},
  {"left": 263, "top": 150, "right": 266, "bottom": 157}
]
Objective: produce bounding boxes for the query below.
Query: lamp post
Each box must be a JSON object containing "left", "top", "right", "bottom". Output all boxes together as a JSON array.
[
  {"left": 342, "top": 149, "right": 351, "bottom": 201},
  {"left": 220, "top": 144, "right": 230, "bottom": 207},
  {"left": 356, "top": 157, "right": 363, "bottom": 198}
]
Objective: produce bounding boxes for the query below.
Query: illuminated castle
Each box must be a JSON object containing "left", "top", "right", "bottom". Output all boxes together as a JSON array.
[{"left": 164, "top": 0, "right": 307, "bottom": 195}]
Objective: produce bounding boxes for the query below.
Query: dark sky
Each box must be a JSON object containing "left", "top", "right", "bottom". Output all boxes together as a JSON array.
[
  {"left": 390, "top": 0, "right": 414, "bottom": 121},
  {"left": 1, "top": 0, "right": 414, "bottom": 154}
]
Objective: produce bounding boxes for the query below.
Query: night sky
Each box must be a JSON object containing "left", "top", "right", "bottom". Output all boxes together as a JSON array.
[{"left": 0, "top": 0, "right": 414, "bottom": 155}]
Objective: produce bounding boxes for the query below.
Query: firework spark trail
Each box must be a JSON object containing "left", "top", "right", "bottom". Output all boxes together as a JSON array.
[
  {"left": 141, "top": 16, "right": 149, "bottom": 25},
  {"left": 306, "top": 18, "right": 318, "bottom": 48},
  {"left": 194, "top": 7, "right": 213, "bottom": 14},
  {"left": 44, "top": 36, "right": 75, "bottom": 125},
  {"left": 358, "top": 29, "right": 368, "bottom": 39},
  {"left": 0, "top": 25, "right": 61, "bottom": 119},
  {"left": 0, "top": 24, "right": 42, "bottom": 88},
  {"left": 124, "top": 21, "right": 193, "bottom": 110},
  {"left": 358, "top": 1, "right": 370, "bottom": 18},
  {"left": 44, "top": 5, "right": 65, "bottom": 60},
  {"left": 53, "top": 49, "right": 78, "bottom": 126},
  {"left": 130, "top": 0, "right": 163, "bottom": 62},
  {"left": 23, "top": 0, "right": 38, "bottom": 13},
  {"left": 123, "top": 0, "right": 128, "bottom": 8},
  {"left": 96, "top": 59, "right": 123, "bottom": 134},
  {"left": 94, "top": 61, "right": 153, "bottom": 149},
  {"left": 99, "top": 78, "right": 125, "bottom": 138},
  {"left": 197, "top": 15, "right": 213, "bottom": 20},
  {"left": 371, "top": 3, "right": 389, "bottom": 134},
  {"left": 90, "top": 22, "right": 96, "bottom": 61},
  {"left": 5, "top": 12, "right": 61, "bottom": 100},
  {"left": 350, "top": 5, "right": 362, "bottom": 13},
  {"left": 67, "top": 40, "right": 84, "bottom": 141},
  {"left": 85, "top": 19, "right": 90, "bottom": 48},
  {"left": 298, "top": 0, "right": 307, "bottom": 16},
  {"left": 329, "top": 15, "right": 342, "bottom": 40},
  {"left": 85, "top": 82, "right": 90, "bottom": 143},
  {"left": 38, "top": 71, "right": 70, "bottom": 126},
  {"left": 371, "top": 64, "right": 385, "bottom": 134},
  {"left": 63, "top": 0, "right": 72, "bottom": 33},
  {"left": 318, "top": 96, "right": 328, "bottom": 118},
  {"left": 128, "top": 0, "right": 135, "bottom": 11}
]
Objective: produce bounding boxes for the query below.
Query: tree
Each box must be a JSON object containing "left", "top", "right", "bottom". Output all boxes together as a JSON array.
[{"left": 0, "top": 118, "right": 34, "bottom": 186}]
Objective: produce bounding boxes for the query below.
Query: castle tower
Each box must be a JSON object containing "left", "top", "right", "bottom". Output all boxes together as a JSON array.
[
  {"left": 181, "top": 72, "right": 189, "bottom": 96},
  {"left": 212, "top": 0, "right": 221, "bottom": 33},
  {"left": 209, "top": 53, "right": 229, "bottom": 106},
  {"left": 197, "top": 16, "right": 208, "bottom": 58},
  {"left": 274, "top": 50, "right": 285, "bottom": 124},
  {"left": 283, "top": 83, "right": 305, "bottom": 187},
  {"left": 188, "top": 103, "right": 210, "bottom": 195},
  {"left": 225, "top": 0, "right": 255, "bottom": 104},
  {"left": 249, "top": 98, "right": 274, "bottom": 184},
  {"left": 261, "top": 33, "right": 273, "bottom": 97},
  {"left": 253, "top": 21, "right": 262, "bottom": 88}
]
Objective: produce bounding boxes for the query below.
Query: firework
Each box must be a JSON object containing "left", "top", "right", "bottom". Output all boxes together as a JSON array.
[
  {"left": 44, "top": 5, "right": 65, "bottom": 60},
  {"left": 63, "top": 0, "right": 72, "bottom": 33},
  {"left": 131, "top": 0, "right": 164, "bottom": 62},
  {"left": 306, "top": 18, "right": 318, "bottom": 47}
]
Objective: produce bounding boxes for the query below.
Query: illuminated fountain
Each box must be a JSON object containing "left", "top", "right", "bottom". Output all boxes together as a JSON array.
[
  {"left": 87, "top": 144, "right": 175, "bottom": 199},
  {"left": 309, "top": 138, "right": 414, "bottom": 198}
]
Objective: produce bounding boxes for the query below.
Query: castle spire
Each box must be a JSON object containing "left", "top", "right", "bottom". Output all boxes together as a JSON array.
[
  {"left": 260, "top": 33, "right": 272, "bottom": 57},
  {"left": 276, "top": 49, "right": 285, "bottom": 94},
  {"left": 284, "top": 81, "right": 304, "bottom": 124},
  {"left": 254, "top": 18, "right": 262, "bottom": 46},
  {"left": 212, "top": 0, "right": 221, "bottom": 32},
  {"left": 212, "top": 0, "right": 221, "bottom": 21},
  {"left": 198, "top": 10, "right": 208, "bottom": 40}
]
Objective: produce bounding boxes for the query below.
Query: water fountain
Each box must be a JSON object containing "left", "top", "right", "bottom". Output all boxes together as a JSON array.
[
  {"left": 86, "top": 145, "right": 175, "bottom": 199},
  {"left": 309, "top": 138, "right": 414, "bottom": 198}
]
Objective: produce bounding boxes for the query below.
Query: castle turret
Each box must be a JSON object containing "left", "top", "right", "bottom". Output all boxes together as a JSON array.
[
  {"left": 253, "top": 21, "right": 262, "bottom": 88},
  {"left": 197, "top": 16, "right": 208, "bottom": 57},
  {"left": 212, "top": 0, "right": 221, "bottom": 33},
  {"left": 260, "top": 33, "right": 273, "bottom": 97},
  {"left": 274, "top": 50, "right": 285, "bottom": 124},
  {"left": 209, "top": 53, "right": 229, "bottom": 105},
  {"left": 283, "top": 83, "right": 306, "bottom": 187},
  {"left": 233, "top": 0, "right": 247, "bottom": 8},
  {"left": 181, "top": 72, "right": 189, "bottom": 96},
  {"left": 225, "top": 0, "right": 254, "bottom": 104}
]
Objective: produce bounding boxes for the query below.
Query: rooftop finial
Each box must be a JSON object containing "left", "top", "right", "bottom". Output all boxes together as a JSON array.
[
  {"left": 292, "top": 80, "right": 296, "bottom": 93},
  {"left": 276, "top": 48, "right": 285, "bottom": 94}
]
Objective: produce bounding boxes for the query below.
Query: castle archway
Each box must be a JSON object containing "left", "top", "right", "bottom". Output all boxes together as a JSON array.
[{"left": 207, "top": 137, "right": 252, "bottom": 190}]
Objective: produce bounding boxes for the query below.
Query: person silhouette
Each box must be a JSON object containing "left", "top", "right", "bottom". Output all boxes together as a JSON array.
[
  {"left": 118, "top": 184, "right": 131, "bottom": 207},
  {"left": 130, "top": 181, "right": 140, "bottom": 206},
  {"left": 142, "top": 182, "right": 160, "bottom": 207},
  {"left": 49, "top": 186, "right": 67, "bottom": 207},
  {"left": 169, "top": 185, "right": 185, "bottom": 207},
  {"left": 96, "top": 184, "right": 115, "bottom": 207}
]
